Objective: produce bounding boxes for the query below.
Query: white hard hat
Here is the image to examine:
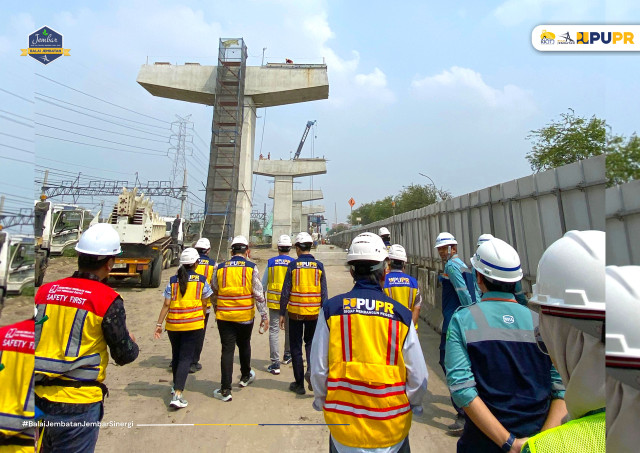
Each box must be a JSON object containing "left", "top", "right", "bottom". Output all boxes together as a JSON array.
[
  {"left": 529, "top": 231, "right": 605, "bottom": 318},
  {"left": 471, "top": 238, "right": 522, "bottom": 283},
  {"left": 75, "top": 223, "right": 122, "bottom": 256},
  {"left": 378, "top": 227, "right": 391, "bottom": 236},
  {"left": 277, "top": 235, "right": 292, "bottom": 247},
  {"left": 195, "top": 237, "right": 211, "bottom": 249},
  {"left": 295, "top": 232, "right": 313, "bottom": 245},
  {"left": 388, "top": 244, "right": 407, "bottom": 262},
  {"left": 231, "top": 235, "right": 249, "bottom": 247},
  {"left": 347, "top": 233, "right": 388, "bottom": 263},
  {"left": 606, "top": 266, "right": 640, "bottom": 386},
  {"left": 434, "top": 232, "right": 457, "bottom": 248},
  {"left": 477, "top": 233, "right": 495, "bottom": 248},
  {"left": 180, "top": 247, "right": 199, "bottom": 265}
]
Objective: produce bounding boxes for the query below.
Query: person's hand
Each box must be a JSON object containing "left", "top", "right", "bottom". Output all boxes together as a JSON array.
[
  {"left": 154, "top": 325, "right": 162, "bottom": 340},
  {"left": 259, "top": 317, "right": 269, "bottom": 334},
  {"left": 130, "top": 332, "right": 137, "bottom": 343},
  {"left": 510, "top": 437, "right": 528, "bottom": 453},
  {"left": 279, "top": 315, "right": 285, "bottom": 330}
]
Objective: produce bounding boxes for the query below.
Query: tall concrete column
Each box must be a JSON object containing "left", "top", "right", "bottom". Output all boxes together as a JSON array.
[
  {"left": 291, "top": 201, "right": 303, "bottom": 233},
  {"left": 272, "top": 175, "right": 293, "bottom": 243},
  {"left": 268, "top": 189, "right": 323, "bottom": 238},
  {"left": 235, "top": 96, "right": 256, "bottom": 238}
]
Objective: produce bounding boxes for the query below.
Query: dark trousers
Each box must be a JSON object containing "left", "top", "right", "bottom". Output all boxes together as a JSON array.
[
  {"left": 440, "top": 337, "right": 465, "bottom": 418},
  {"left": 193, "top": 311, "right": 210, "bottom": 364},
  {"left": 289, "top": 318, "right": 317, "bottom": 385},
  {"left": 40, "top": 402, "right": 102, "bottom": 453},
  {"left": 217, "top": 320, "right": 253, "bottom": 391},
  {"left": 330, "top": 435, "right": 410, "bottom": 452},
  {"left": 168, "top": 329, "right": 200, "bottom": 391}
]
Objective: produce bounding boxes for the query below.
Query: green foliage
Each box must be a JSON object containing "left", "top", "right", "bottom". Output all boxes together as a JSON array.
[
  {"left": 348, "top": 184, "right": 451, "bottom": 225},
  {"left": 328, "top": 223, "right": 350, "bottom": 235},
  {"left": 62, "top": 247, "right": 78, "bottom": 257},
  {"left": 526, "top": 109, "right": 639, "bottom": 186}
]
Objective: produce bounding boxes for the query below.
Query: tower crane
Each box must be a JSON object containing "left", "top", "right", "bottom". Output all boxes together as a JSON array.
[{"left": 293, "top": 120, "right": 316, "bottom": 160}]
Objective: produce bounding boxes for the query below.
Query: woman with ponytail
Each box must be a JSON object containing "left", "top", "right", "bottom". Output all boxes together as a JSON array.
[{"left": 154, "top": 248, "right": 212, "bottom": 409}]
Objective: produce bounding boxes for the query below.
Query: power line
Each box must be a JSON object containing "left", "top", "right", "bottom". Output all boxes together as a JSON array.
[
  {"left": 35, "top": 94, "right": 169, "bottom": 131},
  {"left": 0, "top": 143, "right": 34, "bottom": 154},
  {"left": 35, "top": 74, "right": 170, "bottom": 124},
  {"left": 35, "top": 157, "right": 135, "bottom": 176},
  {"left": 0, "top": 114, "right": 34, "bottom": 128},
  {"left": 0, "top": 88, "right": 34, "bottom": 104},
  {"left": 37, "top": 116, "right": 170, "bottom": 143},
  {"left": 35, "top": 134, "right": 168, "bottom": 157},
  {"left": 35, "top": 122, "right": 169, "bottom": 153},
  {"left": 0, "top": 155, "right": 33, "bottom": 164},
  {"left": 0, "top": 109, "right": 33, "bottom": 123},
  {"left": 0, "top": 132, "right": 34, "bottom": 143}
]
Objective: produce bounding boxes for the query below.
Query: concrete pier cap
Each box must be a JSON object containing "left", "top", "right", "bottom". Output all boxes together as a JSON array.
[
  {"left": 268, "top": 189, "right": 324, "bottom": 202},
  {"left": 254, "top": 158, "right": 326, "bottom": 177}
]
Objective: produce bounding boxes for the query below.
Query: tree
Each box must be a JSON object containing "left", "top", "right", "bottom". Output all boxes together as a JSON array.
[
  {"left": 327, "top": 223, "right": 349, "bottom": 235},
  {"left": 526, "top": 109, "right": 639, "bottom": 186}
]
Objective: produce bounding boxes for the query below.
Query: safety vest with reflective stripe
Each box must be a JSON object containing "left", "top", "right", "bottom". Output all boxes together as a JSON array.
[
  {"left": 323, "top": 284, "right": 413, "bottom": 448},
  {"left": 288, "top": 257, "right": 323, "bottom": 317},
  {"left": 34, "top": 277, "right": 118, "bottom": 404},
  {"left": 0, "top": 319, "right": 35, "bottom": 443},
  {"left": 215, "top": 256, "right": 256, "bottom": 323},
  {"left": 522, "top": 410, "right": 605, "bottom": 453},
  {"left": 384, "top": 270, "right": 419, "bottom": 329},
  {"left": 266, "top": 255, "right": 294, "bottom": 310},
  {"left": 166, "top": 272, "right": 207, "bottom": 331},
  {"left": 195, "top": 255, "right": 215, "bottom": 309}
]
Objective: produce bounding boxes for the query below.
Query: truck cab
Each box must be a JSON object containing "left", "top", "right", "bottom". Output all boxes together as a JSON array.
[{"left": 0, "top": 231, "right": 35, "bottom": 305}]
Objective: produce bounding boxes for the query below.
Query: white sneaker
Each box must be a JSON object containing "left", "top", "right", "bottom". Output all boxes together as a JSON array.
[
  {"left": 213, "top": 388, "right": 232, "bottom": 402},
  {"left": 239, "top": 369, "right": 256, "bottom": 387},
  {"left": 170, "top": 394, "right": 188, "bottom": 409}
]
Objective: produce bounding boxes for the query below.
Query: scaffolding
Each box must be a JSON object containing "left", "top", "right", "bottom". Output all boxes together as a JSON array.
[{"left": 203, "top": 38, "right": 247, "bottom": 258}]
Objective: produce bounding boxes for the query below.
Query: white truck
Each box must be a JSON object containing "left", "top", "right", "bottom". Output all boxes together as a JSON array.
[
  {"left": 34, "top": 200, "right": 93, "bottom": 286},
  {"left": 0, "top": 231, "right": 35, "bottom": 306},
  {"left": 108, "top": 188, "right": 182, "bottom": 288}
]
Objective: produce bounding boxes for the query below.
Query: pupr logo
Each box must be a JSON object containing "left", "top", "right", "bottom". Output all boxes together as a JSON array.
[{"left": 503, "top": 315, "right": 515, "bottom": 324}]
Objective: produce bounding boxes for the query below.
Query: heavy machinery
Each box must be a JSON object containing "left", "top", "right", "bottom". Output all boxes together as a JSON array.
[
  {"left": 0, "top": 231, "right": 35, "bottom": 306},
  {"left": 34, "top": 199, "right": 93, "bottom": 286},
  {"left": 108, "top": 188, "right": 182, "bottom": 288},
  {"left": 293, "top": 120, "right": 316, "bottom": 160}
]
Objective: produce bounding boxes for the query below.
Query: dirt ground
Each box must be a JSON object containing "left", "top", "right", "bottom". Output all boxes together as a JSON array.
[{"left": 38, "top": 246, "right": 458, "bottom": 452}]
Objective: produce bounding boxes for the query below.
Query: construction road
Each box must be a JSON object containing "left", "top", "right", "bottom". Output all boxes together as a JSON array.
[{"left": 37, "top": 245, "right": 458, "bottom": 452}]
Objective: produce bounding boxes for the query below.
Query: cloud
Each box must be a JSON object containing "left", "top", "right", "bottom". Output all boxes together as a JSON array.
[
  {"left": 411, "top": 66, "right": 535, "bottom": 112},
  {"left": 493, "top": 0, "right": 600, "bottom": 27},
  {"left": 354, "top": 67, "right": 395, "bottom": 102}
]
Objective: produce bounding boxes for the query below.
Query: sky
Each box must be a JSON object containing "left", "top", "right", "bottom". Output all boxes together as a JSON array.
[{"left": 1, "top": 0, "right": 639, "bottom": 231}]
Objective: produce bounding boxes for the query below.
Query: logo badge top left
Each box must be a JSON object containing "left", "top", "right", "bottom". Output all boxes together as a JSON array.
[{"left": 21, "top": 26, "right": 70, "bottom": 65}]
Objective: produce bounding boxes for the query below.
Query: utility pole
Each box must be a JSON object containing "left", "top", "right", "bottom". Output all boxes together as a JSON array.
[{"left": 334, "top": 202, "right": 337, "bottom": 226}]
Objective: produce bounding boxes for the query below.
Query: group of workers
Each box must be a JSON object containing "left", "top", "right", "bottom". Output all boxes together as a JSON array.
[{"left": 0, "top": 221, "right": 638, "bottom": 452}]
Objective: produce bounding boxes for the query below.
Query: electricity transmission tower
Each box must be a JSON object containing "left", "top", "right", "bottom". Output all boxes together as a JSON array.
[{"left": 168, "top": 115, "right": 193, "bottom": 217}]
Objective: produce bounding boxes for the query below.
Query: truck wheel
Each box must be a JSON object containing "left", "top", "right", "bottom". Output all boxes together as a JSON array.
[
  {"left": 149, "top": 255, "right": 163, "bottom": 288},
  {"left": 140, "top": 267, "right": 152, "bottom": 287},
  {"left": 164, "top": 250, "right": 173, "bottom": 269}
]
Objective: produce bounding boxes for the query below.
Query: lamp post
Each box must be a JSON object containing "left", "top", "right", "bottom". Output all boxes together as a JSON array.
[{"left": 418, "top": 173, "right": 437, "bottom": 188}]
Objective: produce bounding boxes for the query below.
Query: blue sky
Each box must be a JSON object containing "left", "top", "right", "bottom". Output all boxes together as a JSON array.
[{"left": 1, "top": 0, "right": 638, "bottom": 229}]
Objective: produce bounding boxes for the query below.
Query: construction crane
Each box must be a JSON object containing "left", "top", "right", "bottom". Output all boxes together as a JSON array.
[{"left": 293, "top": 120, "right": 317, "bottom": 160}]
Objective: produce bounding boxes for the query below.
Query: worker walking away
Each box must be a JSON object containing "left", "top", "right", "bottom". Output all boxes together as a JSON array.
[
  {"left": 384, "top": 244, "right": 422, "bottom": 329},
  {"left": 445, "top": 237, "right": 566, "bottom": 453},
  {"left": 0, "top": 319, "right": 35, "bottom": 452},
  {"left": 191, "top": 237, "right": 215, "bottom": 373},
  {"left": 434, "top": 231, "right": 476, "bottom": 434},
  {"left": 211, "top": 236, "right": 268, "bottom": 402},
  {"left": 279, "top": 232, "right": 327, "bottom": 395},
  {"left": 35, "top": 224, "right": 139, "bottom": 452},
  {"left": 262, "top": 235, "right": 294, "bottom": 375},
  {"left": 475, "top": 234, "right": 527, "bottom": 306},
  {"left": 605, "top": 265, "right": 640, "bottom": 452},
  {"left": 379, "top": 227, "right": 392, "bottom": 250},
  {"left": 310, "top": 233, "right": 428, "bottom": 452},
  {"left": 154, "top": 248, "right": 211, "bottom": 409},
  {"left": 520, "top": 230, "right": 605, "bottom": 452}
]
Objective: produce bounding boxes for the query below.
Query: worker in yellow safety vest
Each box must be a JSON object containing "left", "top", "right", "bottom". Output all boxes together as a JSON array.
[
  {"left": 383, "top": 244, "right": 422, "bottom": 329},
  {"left": 34, "top": 223, "right": 139, "bottom": 453},
  {"left": 605, "top": 265, "right": 640, "bottom": 452},
  {"left": 310, "top": 232, "right": 428, "bottom": 452},
  {"left": 262, "top": 235, "right": 294, "bottom": 375},
  {"left": 279, "top": 232, "right": 328, "bottom": 395},
  {"left": 0, "top": 318, "right": 35, "bottom": 453},
  {"left": 211, "top": 236, "right": 268, "bottom": 402},
  {"left": 154, "top": 248, "right": 212, "bottom": 409},
  {"left": 190, "top": 237, "right": 216, "bottom": 373},
  {"left": 523, "top": 231, "right": 606, "bottom": 452}
]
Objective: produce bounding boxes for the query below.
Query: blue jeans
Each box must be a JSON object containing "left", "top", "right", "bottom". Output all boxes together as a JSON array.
[{"left": 40, "top": 402, "right": 102, "bottom": 453}]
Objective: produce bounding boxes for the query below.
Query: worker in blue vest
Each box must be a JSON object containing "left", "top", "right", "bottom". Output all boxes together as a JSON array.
[
  {"left": 522, "top": 231, "right": 605, "bottom": 452},
  {"left": 383, "top": 244, "right": 422, "bottom": 328},
  {"left": 310, "top": 232, "right": 428, "bottom": 452},
  {"left": 434, "top": 231, "right": 475, "bottom": 435},
  {"left": 445, "top": 237, "right": 566, "bottom": 453},
  {"left": 262, "top": 235, "right": 294, "bottom": 375},
  {"left": 474, "top": 234, "right": 527, "bottom": 306},
  {"left": 378, "top": 227, "right": 392, "bottom": 250},
  {"left": 605, "top": 265, "right": 640, "bottom": 452}
]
